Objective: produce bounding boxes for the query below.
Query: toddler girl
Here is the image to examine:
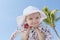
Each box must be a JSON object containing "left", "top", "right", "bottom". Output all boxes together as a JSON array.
[{"left": 10, "top": 6, "right": 53, "bottom": 40}]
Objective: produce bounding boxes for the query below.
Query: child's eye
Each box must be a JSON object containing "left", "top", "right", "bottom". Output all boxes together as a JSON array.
[
  {"left": 29, "top": 18, "right": 33, "bottom": 20},
  {"left": 36, "top": 17, "right": 39, "bottom": 19}
]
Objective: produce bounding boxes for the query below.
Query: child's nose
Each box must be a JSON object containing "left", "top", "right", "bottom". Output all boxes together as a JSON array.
[
  {"left": 33, "top": 20, "right": 36, "bottom": 23},
  {"left": 33, "top": 19, "right": 36, "bottom": 22}
]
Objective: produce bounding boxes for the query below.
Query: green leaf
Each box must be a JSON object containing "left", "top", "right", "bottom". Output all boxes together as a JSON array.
[
  {"left": 50, "top": 9, "right": 59, "bottom": 23},
  {"left": 43, "top": 6, "right": 48, "bottom": 12},
  {"left": 43, "top": 18, "right": 51, "bottom": 25},
  {"left": 50, "top": 13, "right": 55, "bottom": 23},
  {"left": 42, "top": 6, "right": 51, "bottom": 18},
  {"left": 51, "top": 9, "right": 59, "bottom": 15}
]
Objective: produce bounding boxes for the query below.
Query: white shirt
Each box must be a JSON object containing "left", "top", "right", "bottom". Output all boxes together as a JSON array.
[{"left": 17, "top": 24, "right": 53, "bottom": 40}]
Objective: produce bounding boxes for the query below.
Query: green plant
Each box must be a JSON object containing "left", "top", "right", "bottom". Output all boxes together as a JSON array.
[{"left": 42, "top": 6, "right": 60, "bottom": 40}]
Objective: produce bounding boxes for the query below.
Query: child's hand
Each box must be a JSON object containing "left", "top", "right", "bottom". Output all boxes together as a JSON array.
[
  {"left": 22, "top": 26, "right": 31, "bottom": 40},
  {"left": 26, "top": 26, "right": 31, "bottom": 32},
  {"left": 33, "top": 23, "right": 40, "bottom": 29},
  {"left": 34, "top": 28, "right": 45, "bottom": 40}
]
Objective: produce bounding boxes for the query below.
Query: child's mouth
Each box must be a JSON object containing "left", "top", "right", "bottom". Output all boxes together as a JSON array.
[
  {"left": 32, "top": 23, "right": 37, "bottom": 25},
  {"left": 34, "top": 23, "right": 37, "bottom": 24}
]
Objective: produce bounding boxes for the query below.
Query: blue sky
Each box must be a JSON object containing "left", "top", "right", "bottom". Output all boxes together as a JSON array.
[{"left": 0, "top": 0, "right": 60, "bottom": 40}]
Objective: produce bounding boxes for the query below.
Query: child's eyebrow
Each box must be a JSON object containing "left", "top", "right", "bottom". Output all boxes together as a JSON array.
[{"left": 29, "top": 17, "right": 33, "bottom": 18}]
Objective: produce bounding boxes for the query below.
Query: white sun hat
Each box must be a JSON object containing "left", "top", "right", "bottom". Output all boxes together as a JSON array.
[{"left": 17, "top": 6, "right": 47, "bottom": 26}]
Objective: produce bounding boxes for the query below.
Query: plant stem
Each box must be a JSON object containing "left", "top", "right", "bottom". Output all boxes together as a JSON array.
[{"left": 53, "top": 27, "right": 60, "bottom": 39}]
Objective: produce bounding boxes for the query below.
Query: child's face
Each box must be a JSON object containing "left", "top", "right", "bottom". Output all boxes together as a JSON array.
[{"left": 25, "top": 12, "right": 41, "bottom": 27}]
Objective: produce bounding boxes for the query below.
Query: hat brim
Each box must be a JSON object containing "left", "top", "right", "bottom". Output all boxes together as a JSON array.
[
  {"left": 16, "top": 16, "right": 25, "bottom": 26},
  {"left": 17, "top": 10, "right": 47, "bottom": 26}
]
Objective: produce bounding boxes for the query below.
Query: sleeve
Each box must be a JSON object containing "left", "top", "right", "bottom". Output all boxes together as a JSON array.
[
  {"left": 43, "top": 26, "right": 53, "bottom": 40},
  {"left": 10, "top": 30, "right": 19, "bottom": 40},
  {"left": 17, "top": 26, "right": 27, "bottom": 33},
  {"left": 10, "top": 26, "right": 27, "bottom": 40},
  {"left": 38, "top": 25, "right": 53, "bottom": 40}
]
